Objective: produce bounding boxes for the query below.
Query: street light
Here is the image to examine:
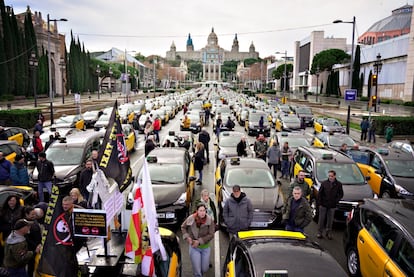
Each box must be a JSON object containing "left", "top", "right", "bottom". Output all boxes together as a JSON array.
[
  {"left": 276, "top": 51, "right": 288, "bottom": 101},
  {"left": 28, "top": 51, "right": 38, "bottom": 107},
  {"left": 304, "top": 70, "right": 309, "bottom": 96},
  {"left": 59, "top": 57, "right": 65, "bottom": 104},
  {"left": 373, "top": 53, "right": 382, "bottom": 112},
  {"left": 47, "top": 14, "right": 67, "bottom": 124},
  {"left": 96, "top": 64, "right": 101, "bottom": 100},
  {"left": 108, "top": 67, "right": 113, "bottom": 97}
]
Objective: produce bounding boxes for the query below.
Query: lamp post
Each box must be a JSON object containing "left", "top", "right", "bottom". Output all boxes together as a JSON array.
[
  {"left": 333, "top": 16, "right": 356, "bottom": 135},
  {"left": 47, "top": 14, "right": 67, "bottom": 124},
  {"left": 315, "top": 66, "right": 320, "bottom": 103},
  {"left": 304, "top": 70, "right": 309, "bottom": 96},
  {"left": 96, "top": 64, "right": 101, "bottom": 100},
  {"left": 59, "top": 57, "right": 65, "bottom": 104},
  {"left": 276, "top": 51, "right": 288, "bottom": 101},
  {"left": 153, "top": 58, "right": 157, "bottom": 98},
  {"left": 373, "top": 53, "right": 383, "bottom": 113},
  {"left": 108, "top": 67, "right": 113, "bottom": 97},
  {"left": 28, "top": 51, "right": 38, "bottom": 107}
]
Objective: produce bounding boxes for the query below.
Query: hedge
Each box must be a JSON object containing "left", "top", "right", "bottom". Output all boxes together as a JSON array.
[
  {"left": 0, "top": 109, "right": 41, "bottom": 129},
  {"left": 370, "top": 116, "right": 414, "bottom": 136}
]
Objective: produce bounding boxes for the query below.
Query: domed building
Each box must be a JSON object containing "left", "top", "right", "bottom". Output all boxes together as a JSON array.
[{"left": 166, "top": 28, "right": 259, "bottom": 81}]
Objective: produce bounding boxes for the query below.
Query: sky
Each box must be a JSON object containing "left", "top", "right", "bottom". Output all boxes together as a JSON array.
[{"left": 11, "top": 0, "right": 412, "bottom": 59}]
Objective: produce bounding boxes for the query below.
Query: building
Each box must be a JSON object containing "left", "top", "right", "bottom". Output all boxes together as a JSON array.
[{"left": 166, "top": 28, "right": 259, "bottom": 82}]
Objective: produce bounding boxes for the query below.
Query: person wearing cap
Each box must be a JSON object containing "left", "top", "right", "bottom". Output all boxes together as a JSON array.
[
  {"left": 223, "top": 185, "right": 253, "bottom": 234},
  {"left": 10, "top": 154, "right": 29, "bottom": 186},
  {"left": 35, "top": 152, "right": 55, "bottom": 202},
  {"left": 3, "top": 218, "right": 40, "bottom": 277},
  {"left": 181, "top": 202, "right": 215, "bottom": 277},
  {"left": 0, "top": 152, "right": 12, "bottom": 185}
]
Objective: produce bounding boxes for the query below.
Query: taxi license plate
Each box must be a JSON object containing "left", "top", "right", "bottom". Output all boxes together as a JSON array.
[
  {"left": 157, "top": 213, "right": 165, "bottom": 218},
  {"left": 157, "top": 212, "right": 175, "bottom": 219},
  {"left": 251, "top": 222, "right": 268, "bottom": 228}
]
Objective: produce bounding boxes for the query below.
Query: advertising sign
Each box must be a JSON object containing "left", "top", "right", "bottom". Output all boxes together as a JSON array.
[{"left": 73, "top": 209, "right": 107, "bottom": 238}]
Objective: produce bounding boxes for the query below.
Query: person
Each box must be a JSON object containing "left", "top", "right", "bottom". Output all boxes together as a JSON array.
[
  {"left": 44, "top": 134, "right": 55, "bottom": 150},
  {"left": 266, "top": 141, "right": 281, "bottom": 179},
  {"left": 225, "top": 116, "right": 234, "bottom": 130},
  {"left": 0, "top": 126, "right": 7, "bottom": 140},
  {"left": 38, "top": 113, "right": 45, "bottom": 124},
  {"left": 178, "top": 135, "right": 191, "bottom": 151},
  {"left": 144, "top": 135, "right": 157, "bottom": 157},
  {"left": 152, "top": 116, "right": 161, "bottom": 144},
  {"left": 282, "top": 186, "right": 312, "bottom": 233},
  {"left": 4, "top": 219, "right": 40, "bottom": 277},
  {"left": 223, "top": 185, "right": 253, "bottom": 235},
  {"left": 182, "top": 114, "right": 191, "bottom": 130},
  {"left": 385, "top": 124, "right": 394, "bottom": 143},
  {"left": 236, "top": 136, "right": 248, "bottom": 157},
  {"left": 181, "top": 203, "right": 215, "bottom": 277},
  {"left": 288, "top": 170, "right": 311, "bottom": 199},
  {"left": 360, "top": 117, "right": 369, "bottom": 142},
  {"left": 339, "top": 143, "right": 349, "bottom": 156},
  {"left": 70, "top": 188, "right": 88, "bottom": 208},
  {"left": 281, "top": 141, "right": 292, "bottom": 179},
  {"left": 0, "top": 152, "right": 12, "bottom": 185},
  {"left": 31, "top": 130, "right": 43, "bottom": 161},
  {"left": 143, "top": 116, "right": 153, "bottom": 140},
  {"left": 198, "top": 127, "right": 210, "bottom": 163},
  {"left": 194, "top": 189, "right": 217, "bottom": 223},
  {"left": 10, "top": 154, "right": 29, "bottom": 186},
  {"left": 253, "top": 134, "right": 268, "bottom": 161},
  {"left": 23, "top": 206, "right": 42, "bottom": 277},
  {"left": 259, "top": 116, "right": 264, "bottom": 129},
  {"left": 317, "top": 170, "right": 344, "bottom": 240},
  {"left": 35, "top": 152, "right": 55, "bottom": 203},
  {"left": 215, "top": 114, "right": 222, "bottom": 137},
  {"left": 163, "top": 139, "right": 172, "bottom": 147},
  {"left": 91, "top": 150, "right": 99, "bottom": 172},
  {"left": 33, "top": 120, "right": 43, "bottom": 134},
  {"left": 79, "top": 159, "right": 93, "bottom": 201},
  {"left": 368, "top": 119, "right": 377, "bottom": 143},
  {"left": 204, "top": 107, "right": 210, "bottom": 125},
  {"left": 183, "top": 104, "right": 188, "bottom": 115},
  {"left": 194, "top": 142, "right": 205, "bottom": 185}
]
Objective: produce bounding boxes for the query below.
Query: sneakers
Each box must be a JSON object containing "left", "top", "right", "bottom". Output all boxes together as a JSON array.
[{"left": 316, "top": 233, "right": 323, "bottom": 239}]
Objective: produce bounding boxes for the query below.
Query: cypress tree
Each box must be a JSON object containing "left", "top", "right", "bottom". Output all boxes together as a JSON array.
[
  {"left": 1, "top": 2, "right": 17, "bottom": 95},
  {"left": 352, "top": 45, "right": 361, "bottom": 95},
  {"left": 12, "top": 13, "right": 27, "bottom": 96}
]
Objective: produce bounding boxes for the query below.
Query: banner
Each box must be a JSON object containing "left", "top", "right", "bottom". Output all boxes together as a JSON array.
[
  {"left": 73, "top": 209, "right": 107, "bottom": 238},
  {"left": 37, "top": 185, "right": 80, "bottom": 277},
  {"left": 97, "top": 101, "right": 132, "bottom": 192}
]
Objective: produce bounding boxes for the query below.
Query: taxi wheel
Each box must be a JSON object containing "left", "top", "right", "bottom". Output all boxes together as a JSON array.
[
  {"left": 347, "top": 247, "right": 361, "bottom": 277},
  {"left": 380, "top": 190, "right": 392, "bottom": 198}
]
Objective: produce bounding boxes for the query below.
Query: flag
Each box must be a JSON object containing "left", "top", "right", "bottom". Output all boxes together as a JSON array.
[
  {"left": 37, "top": 184, "right": 80, "bottom": 277},
  {"left": 97, "top": 100, "right": 132, "bottom": 192}
]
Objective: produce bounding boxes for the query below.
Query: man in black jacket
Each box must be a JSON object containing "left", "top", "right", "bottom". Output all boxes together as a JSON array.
[
  {"left": 79, "top": 160, "right": 93, "bottom": 201},
  {"left": 198, "top": 128, "right": 210, "bottom": 163},
  {"left": 36, "top": 152, "right": 55, "bottom": 202}
]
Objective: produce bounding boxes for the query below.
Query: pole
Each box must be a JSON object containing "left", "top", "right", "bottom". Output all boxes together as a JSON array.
[
  {"left": 33, "top": 67, "right": 37, "bottom": 107},
  {"left": 47, "top": 14, "right": 54, "bottom": 124},
  {"left": 153, "top": 59, "right": 156, "bottom": 98},
  {"left": 347, "top": 16, "right": 356, "bottom": 135},
  {"left": 283, "top": 51, "right": 287, "bottom": 100},
  {"left": 316, "top": 72, "right": 319, "bottom": 103},
  {"left": 375, "top": 77, "right": 378, "bottom": 113}
]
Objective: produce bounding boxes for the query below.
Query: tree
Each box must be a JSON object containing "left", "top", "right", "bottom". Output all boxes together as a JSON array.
[
  {"left": 367, "top": 70, "right": 372, "bottom": 98},
  {"left": 244, "top": 58, "right": 259, "bottom": 67},
  {"left": 352, "top": 45, "right": 361, "bottom": 93},
  {"left": 310, "top": 49, "right": 349, "bottom": 72}
]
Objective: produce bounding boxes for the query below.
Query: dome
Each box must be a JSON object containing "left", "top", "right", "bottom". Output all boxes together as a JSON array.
[
  {"left": 207, "top": 27, "right": 218, "bottom": 45},
  {"left": 366, "top": 5, "right": 412, "bottom": 33}
]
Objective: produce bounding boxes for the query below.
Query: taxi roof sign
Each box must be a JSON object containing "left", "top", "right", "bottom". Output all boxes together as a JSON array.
[
  {"left": 238, "top": 230, "right": 306, "bottom": 240},
  {"left": 230, "top": 157, "right": 240, "bottom": 165},
  {"left": 322, "top": 153, "right": 333, "bottom": 160},
  {"left": 147, "top": 156, "right": 158, "bottom": 163}
]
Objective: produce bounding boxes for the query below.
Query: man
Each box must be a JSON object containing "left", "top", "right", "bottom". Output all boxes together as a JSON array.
[
  {"left": 10, "top": 154, "right": 29, "bottom": 186},
  {"left": 339, "top": 143, "right": 349, "bottom": 156},
  {"left": 237, "top": 136, "right": 248, "bottom": 157},
  {"left": 152, "top": 116, "right": 161, "bottom": 144},
  {"left": 145, "top": 135, "right": 157, "bottom": 156},
  {"left": 31, "top": 130, "right": 43, "bottom": 161},
  {"left": 288, "top": 170, "right": 311, "bottom": 199},
  {"left": 223, "top": 185, "right": 253, "bottom": 235},
  {"left": 215, "top": 114, "right": 222, "bottom": 137},
  {"left": 254, "top": 134, "right": 268, "bottom": 161},
  {"left": 79, "top": 159, "right": 93, "bottom": 201},
  {"left": 182, "top": 115, "right": 191, "bottom": 130},
  {"left": 178, "top": 134, "right": 191, "bottom": 151},
  {"left": 23, "top": 206, "right": 42, "bottom": 277},
  {"left": 0, "top": 151, "right": 12, "bottom": 185},
  {"left": 33, "top": 120, "right": 43, "bottom": 134},
  {"left": 317, "top": 170, "right": 343, "bottom": 240},
  {"left": 282, "top": 186, "right": 312, "bottom": 233},
  {"left": 266, "top": 141, "right": 281, "bottom": 179},
  {"left": 368, "top": 119, "right": 376, "bottom": 143},
  {"left": 0, "top": 126, "right": 7, "bottom": 140},
  {"left": 280, "top": 141, "right": 292, "bottom": 179},
  {"left": 204, "top": 107, "right": 210, "bottom": 126},
  {"left": 61, "top": 196, "right": 81, "bottom": 271},
  {"left": 36, "top": 152, "right": 55, "bottom": 202},
  {"left": 385, "top": 124, "right": 394, "bottom": 143},
  {"left": 225, "top": 116, "right": 234, "bottom": 130},
  {"left": 198, "top": 128, "right": 210, "bottom": 163},
  {"left": 91, "top": 150, "right": 99, "bottom": 172},
  {"left": 360, "top": 117, "right": 369, "bottom": 142},
  {"left": 3, "top": 219, "right": 40, "bottom": 277}
]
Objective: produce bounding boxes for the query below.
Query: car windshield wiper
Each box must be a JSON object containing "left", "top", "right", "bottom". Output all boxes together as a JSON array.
[{"left": 151, "top": 180, "right": 182, "bottom": 184}]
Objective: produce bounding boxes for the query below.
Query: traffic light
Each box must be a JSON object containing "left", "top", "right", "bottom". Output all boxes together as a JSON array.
[
  {"left": 371, "top": 95, "right": 377, "bottom": 107},
  {"left": 372, "top": 74, "right": 378, "bottom": 86}
]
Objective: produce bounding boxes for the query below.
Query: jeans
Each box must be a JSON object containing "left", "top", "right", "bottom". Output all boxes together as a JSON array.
[
  {"left": 368, "top": 130, "right": 376, "bottom": 143},
  {"left": 189, "top": 245, "right": 211, "bottom": 277},
  {"left": 268, "top": 163, "right": 278, "bottom": 178},
  {"left": 285, "top": 224, "right": 304, "bottom": 233},
  {"left": 281, "top": 160, "right": 290, "bottom": 177},
  {"left": 153, "top": 130, "right": 160, "bottom": 143},
  {"left": 318, "top": 206, "right": 335, "bottom": 234},
  {"left": 197, "top": 169, "right": 203, "bottom": 183},
  {"left": 38, "top": 181, "right": 52, "bottom": 202}
]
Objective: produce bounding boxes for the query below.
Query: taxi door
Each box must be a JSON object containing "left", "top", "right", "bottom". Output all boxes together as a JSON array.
[
  {"left": 350, "top": 150, "right": 382, "bottom": 195},
  {"left": 8, "top": 130, "right": 24, "bottom": 146},
  {"left": 127, "top": 111, "right": 135, "bottom": 123},
  {"left": 187, "top": 157, "right": 196, "bottom": 206},
  {"left": 275, "top": 118, "right": 282, "bottom": 132},
  {"left": 358, "top": 228, "right": 390, "bottom": 277},
  {"left": 313, "top": 119, "right": 323, "bottom": 133},
  {"left": 215, "top": 162, "right": 223, "bottom": 203}
]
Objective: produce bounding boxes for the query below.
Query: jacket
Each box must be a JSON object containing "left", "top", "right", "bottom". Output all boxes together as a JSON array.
[
  {"left": 181, "top": 214, "right": 215, "bottom": 246},
  {"left": 282, "top": 196, "right": 312, "bottom": 229},
  {"left": 223, "top": 192, "right": 253, "bottom": 234},
  {"left": 32, "top": 137, "right": 43, "bottom": 153},
  {"left": 198, "top": 130, "right": 210, "bottom": 145},
  {"left": 36, "top": 159, "right": 55, "bottom": 182},
  {"left": 254, "top": 140, "right": 268, "bottom": 158},
  {"left": 317, "top": 179, "right": 344, "bottom": 208},
  {"left": 266, "top": 145, "right": 281, "bottom": 164},
  {"left": 3, "top": 231, "right": 33, "bottom": 269},
  {"left": 288, "top": 179, "right": 311, "bottom": 198},
  {"left": 10, "top": 162, "right": 29, "bottom": 185},
  {"left": 194, "top": 149, "right": 204, "bottom": 171},
  {"left": 237, "top": 140, "right": 247, "bottom": 157},
  {"left": 194, "top": 197, "right": 217, "bottom": 222},
  {"left": 0, "top": 158, "right": 12, "bottom": 182}
]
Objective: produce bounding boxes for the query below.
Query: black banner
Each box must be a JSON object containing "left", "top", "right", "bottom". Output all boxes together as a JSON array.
[
  {"left": 98, "top": 101, "right": 132, "bottom": 192},
  {"left": 73, "top": 209, "right": 107, "bottom": 238}
]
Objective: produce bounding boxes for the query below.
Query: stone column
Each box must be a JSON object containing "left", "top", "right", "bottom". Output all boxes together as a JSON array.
[
  {"left": 203, "top": 64, "right": 206, "bottom": 81},
  {"left": 218, "top": 63, "right": 221, "bottom": 81},
  {"left": 208, "top": 63, "right": 211, "bottom": 81}
]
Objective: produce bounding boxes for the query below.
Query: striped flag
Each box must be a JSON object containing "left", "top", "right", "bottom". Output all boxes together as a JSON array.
[{"left": 125, "top": 186, "right": 145, "bottom": 263}]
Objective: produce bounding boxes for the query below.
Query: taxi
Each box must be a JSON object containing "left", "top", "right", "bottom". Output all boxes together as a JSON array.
[
  {"left": 122, "top": 124, "right": 138, "bottom": 152},
  {"left": 0, "top": 140, "right": 23, "bottom": 162},
  {"left": 223, "top": 230, "right": 347, "bottom": 277},
  {"left": 215, "top": 157, "right": 284, "bottom": 229},
  {"left": 275, "top": 114, "right": 301, "bottom": 132},
  {"left": 215, "top": 131, "right": 253, "bottom": 165},
  {"left": 292, "top": 146, "right": 373, "bottom": 222},
  {"left": 313, "top": 132, "right": 356, "bottom": 150},
  {"left": 269, "top": 131, "right": 312, "bottom": 153},
  {"left": 313, "top": 117, "right": 345, "bottom": 134},
  {"left": 129, "top": 148, "right": 196, "bottom": 226},
  {"left": 245, "top": 110, "right": 271, "bottom": 137},
  {"left": 118, "top": 104, "right": 135, "bottom": 124},
  {"left": 53, "top": 114, "right": 85, "bottom": 130},
  {"left": 343, "top": 198, "right": 414, "bottom": 277},
  {"left": 349, "top": 146, "right": 414, "bottom": 198},
  {"left": 0, "top": 127, "right": 30, "bottom": 148}
]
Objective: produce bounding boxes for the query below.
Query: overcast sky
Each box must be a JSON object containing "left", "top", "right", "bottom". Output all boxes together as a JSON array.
[{"left": 11, "top": 0, "right": 411, "bottom": 58}]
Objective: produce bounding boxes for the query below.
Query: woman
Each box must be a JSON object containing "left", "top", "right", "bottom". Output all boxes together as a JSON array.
[
  {"left": 181, "top": 203, "right": 215, "bottom": 277},
  {"left": 194, "top": 142, "right": 205, "bottom": 185},
  {"left": 69, "top": 188, "right": 88, "bottom": 208},
  {"left": 194, "top": 189, "right": 217, "bottom": 223}
]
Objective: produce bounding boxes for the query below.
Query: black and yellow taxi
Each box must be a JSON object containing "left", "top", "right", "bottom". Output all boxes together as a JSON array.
[
  {"left": 223, "top": 230, "right": 347, "bottom": 277},
  {"left": 275, "top": 113, "right": 302, "bottom": 132},
  {"left": 122, "top": 124, "right": 138, "bottom": 152},
  {"left": 292, "top": 146, "right": 373, "bottom": 222},
  {"left": 215, "top": 157, "right": 284, "bottom": 229},
  {"left": 343, "top": 198, "right": 414, "bottom": 277},
  {"left": 0, "top": 140, "right": 23, "bottom": 162},
  {"left": 313, "top": 117, "right": 345, "bottom": 134},
  {"left": 245, "top": 110, "right": 271, "bottom": 137},
  {"left": 118, "top": 104, "right": 135, "bottom": 124},
  {"left": 313, "top": 132, "right": 356, "bottom": 150},
  {"left": 129, "top": 148, "right": 196, "bottom": 226},
  {"left": 269, "top": 131, "right": 312, "bottom": 154},
  {"left": 349, "top": 146, "right": 414, "bottom": 199},
  {"left": 0, "top": 126, "right": 30, "bottom": 148},
  {"left": 53, "top": 114, "right": 85, "bottom": 130}
]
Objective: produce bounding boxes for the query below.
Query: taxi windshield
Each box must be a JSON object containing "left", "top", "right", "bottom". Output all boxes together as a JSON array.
[
  {"left": 226, "top": 168, "right": 275, "bottom": 187},
  {"left": 283, "top": 116, "right": 300, "bottom": 123},
  {"left": 140, "top": 164, "right": 184, "bottom": 184},
  {"left": 385, "top": 160, "right": 414, "bottom": 178},
  {"left": 46, "top": 146, "right": 83, "bottom": 166},
  {"left": 279, "top": 137, "right": 310, "bottom": 148},
  {"left": 316, "top": 162, "right": 365, "bottom": 184},
  {"left": 324, "top": 119, "right": 340, "bottom": 126},
  {"left": 220, "top": 135, "right": 242, "bottom": 147},
  {"left": 329, "top": 136, "right": 355, "bottom": 147}
]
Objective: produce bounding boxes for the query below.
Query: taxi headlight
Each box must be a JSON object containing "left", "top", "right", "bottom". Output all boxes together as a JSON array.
[
  {"left": 173, "top": 193, "right": 187, "bottom": 205},
  {"left": 395, "top": 184, "right": 414, "bottom": 196}
]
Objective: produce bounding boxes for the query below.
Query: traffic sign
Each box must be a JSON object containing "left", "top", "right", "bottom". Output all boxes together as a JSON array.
[{"left": 344, "top": 89, "right": 357, "bottom": 101}]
